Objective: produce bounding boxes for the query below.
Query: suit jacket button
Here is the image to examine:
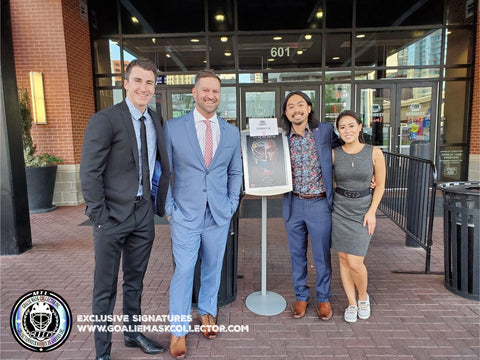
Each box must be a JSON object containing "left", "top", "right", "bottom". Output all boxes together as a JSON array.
[{"left": 203, "top": 189, "right": 206, "bottom": 192}]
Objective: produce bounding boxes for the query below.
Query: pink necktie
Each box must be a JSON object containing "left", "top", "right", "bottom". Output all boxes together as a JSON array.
[{"left": 204, "top": 120, "right": 213, "bottom": 168}]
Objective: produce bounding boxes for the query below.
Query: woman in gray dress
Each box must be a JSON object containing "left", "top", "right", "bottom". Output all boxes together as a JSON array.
[{"left": 331, "top": 110, "right": 385, "bottom": 323}]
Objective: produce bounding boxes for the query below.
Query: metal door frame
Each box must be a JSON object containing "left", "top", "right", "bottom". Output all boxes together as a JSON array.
[{"left": 355, "top": 81, "right": 438, "bottom": 161}]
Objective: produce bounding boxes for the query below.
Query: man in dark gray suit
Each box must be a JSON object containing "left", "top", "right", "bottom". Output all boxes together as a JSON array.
[{"left": 80, "top": 59, "right": 169, "bottom": 360}]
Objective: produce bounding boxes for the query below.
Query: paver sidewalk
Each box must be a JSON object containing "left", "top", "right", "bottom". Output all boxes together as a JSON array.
[{"left": 1, "top": 204, "right": 478, "bottom": 359}]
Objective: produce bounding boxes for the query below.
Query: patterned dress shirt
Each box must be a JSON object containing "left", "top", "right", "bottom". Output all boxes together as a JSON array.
[{"left": 289, "top": 124, "right": 326, "bottom": 195}]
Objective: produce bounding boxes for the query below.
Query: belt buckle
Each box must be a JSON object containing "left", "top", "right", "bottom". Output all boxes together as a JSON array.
[{"left": 344, "top": 190, "right": 360, "bottom": 198}]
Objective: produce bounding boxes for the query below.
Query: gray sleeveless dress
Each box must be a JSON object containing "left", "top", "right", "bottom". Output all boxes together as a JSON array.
[{"left": 331, "top": 145, "right": 374, "bottom": 256}]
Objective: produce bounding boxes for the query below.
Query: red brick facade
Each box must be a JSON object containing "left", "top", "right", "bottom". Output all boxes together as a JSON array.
[
  {"left": 10, "top": 0, "right": 94, "bottom": 165},
  {"left": 470, "top": 7, "right": 480, "bottom": 155}
]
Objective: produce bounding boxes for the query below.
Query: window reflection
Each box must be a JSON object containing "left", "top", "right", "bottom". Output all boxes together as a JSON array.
[{"left": 324, "top": 84, "right": 351, "bottom": 124}]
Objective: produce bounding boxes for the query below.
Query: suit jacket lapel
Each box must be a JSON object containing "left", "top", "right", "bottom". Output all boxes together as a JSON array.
[
  {"left": 120, "top": 103, "right": 140, "bottom": 172},
  {"left": 212, "top": 119, "right": 227, "bottom": 166}
]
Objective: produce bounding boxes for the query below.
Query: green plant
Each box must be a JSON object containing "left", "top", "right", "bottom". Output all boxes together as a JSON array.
[{"left": 18, "top": 87, "right": 62, "bottom": 167}]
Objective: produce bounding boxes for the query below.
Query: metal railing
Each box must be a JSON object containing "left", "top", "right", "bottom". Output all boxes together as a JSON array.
[{"left": 380, "top": 151, "right": 438, "bottom": 273}]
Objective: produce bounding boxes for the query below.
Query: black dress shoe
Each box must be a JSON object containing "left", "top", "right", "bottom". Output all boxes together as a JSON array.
[
  {"left": 124, "top": 333, "right": 164, "bottom": 354},
  {"left": 96, "top": 355, "right": 110, "bottom": 360}
]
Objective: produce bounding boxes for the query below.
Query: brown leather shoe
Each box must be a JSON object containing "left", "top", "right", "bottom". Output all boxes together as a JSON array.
[
  {"left": 317, "top": 302, "right": 333, "bottom": 321},
  {"left": 292, "top": 301, "right": 308, "bottom": 319},
  {"left": 169, "top": 335, "right": 186, "bottom": 359},
  {"left": 198, "top": 314, "right": 217, "bottom": 339}
]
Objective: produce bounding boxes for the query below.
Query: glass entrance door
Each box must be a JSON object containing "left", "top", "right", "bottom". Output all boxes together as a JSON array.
[
  {"left": 164, "top": 86, "right": 238, "bottom": 126},
  {"left": 358, "top": 85, "right": 394, "bottom": 152},
  {"left": 357, "top": 82, "right": 437, "bottom": 161},
  {"left": 396, "top": 84, "right": 436, "bottom": 160},
  {"left": 240, "top": 86, "right": 278, "bottom": 130}
]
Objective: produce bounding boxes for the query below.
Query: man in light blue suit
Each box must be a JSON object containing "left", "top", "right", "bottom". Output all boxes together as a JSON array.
[{"left": 164, "top": 70, "right": 243, "bottom": 359}]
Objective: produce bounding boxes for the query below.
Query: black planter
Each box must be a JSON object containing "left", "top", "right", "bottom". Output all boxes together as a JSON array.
[{"left": 25, "top": 165, "right": 58, "bottom": 214}]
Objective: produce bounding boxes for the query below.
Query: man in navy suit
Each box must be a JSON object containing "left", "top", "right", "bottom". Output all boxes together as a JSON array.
[
  {"left": 80, "top": 59, "right": 169, "bottom": 360},
  {"left": 164, "top": 70, "right": 243, "bottom": 359},
  {"left": 281, "top": 91, "right": 342, "bottom": 322}
]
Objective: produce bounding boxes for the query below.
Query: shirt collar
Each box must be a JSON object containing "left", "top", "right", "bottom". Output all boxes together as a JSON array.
[
  {"left": 125, "top": 97, "right": 149, "bottom": 121},
  {"left": 194, "top": 108, "right": 218, "bottom": 125},
  {"left": 289, "top": 122, "right": 311, "bottom": 138}
]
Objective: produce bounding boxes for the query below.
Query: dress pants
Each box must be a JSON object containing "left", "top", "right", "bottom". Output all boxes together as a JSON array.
[
  {"left": 92, "top": 198, "right": 155, "bottom": 357},
  {"left": 284, "top": 196, "right": 332, "bottom": 303},
  {"left": 169, "top": 205, "right": 230, "bottom": 336}
]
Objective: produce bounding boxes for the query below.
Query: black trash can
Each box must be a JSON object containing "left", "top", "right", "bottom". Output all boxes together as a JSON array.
[
  {"left": 439, "top": 181, "right": 479, "bottom": 301},
  {"left": 192, "top": 210, "right": 239, "bottom": 308}
]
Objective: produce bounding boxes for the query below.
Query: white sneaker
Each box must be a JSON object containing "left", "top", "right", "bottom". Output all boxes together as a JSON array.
[
  {"left": 344, "top": 305, "right": 358, "bottom": 323},
  {"left": 358, "top": 294, "right": 371, "bottom": 320}
]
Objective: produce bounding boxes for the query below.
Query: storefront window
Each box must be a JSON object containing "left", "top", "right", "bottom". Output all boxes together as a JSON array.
[
  {"left": 96, "top": 89, "right": 124, "bottom": 111},
  {"left": 208, "top": 0, "right": 234, "bottom": 32},
  {"left": 355, "top": 30, "right": 440, "bottom": 67},
  {"left": 446, "top": 0, "right": 476, "bottom": 25},
  {"left": 356, "top": 0, "right": 442, "bottom": 27},
  {"left": 209, "top": 36, "right": 235, "bottom": 71},
  {"left": 238, "top": 34, "right": 322, "bottom": 70},
  {"left": 445, "top": 28, "right": 474, "bottom": 65},
  {"left": 326, "top": 33, "right": 351, "bottom": 68},
  {"left": 238, "top": 0, "right": 324, "bottom": 31},
  {"left": 218, "top": 87, "right": 237, "bottom": 125},
  {"left": 325, "top": 0, "right": 352, "bottom": 28},
  {"left": 122, "top": 37, "right": 207, "bottom": 73},
  {"left": 324, "top": 83, "right": 351, "bottom": 124},
  {"left": 120, "top": 0, "right": 204, "bottom": 33}
]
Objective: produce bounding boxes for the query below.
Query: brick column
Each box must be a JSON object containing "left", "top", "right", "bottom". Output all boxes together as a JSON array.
[
  {"left": 469, "top": 4, "right": 480, "bottom": 181},
  {"left": 10, "top": 0, "right": 94, "bottom": 205}
]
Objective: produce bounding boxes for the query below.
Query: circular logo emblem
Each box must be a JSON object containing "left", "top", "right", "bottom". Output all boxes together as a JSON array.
[{"left": 10, "top": 290, "right": 72, "bottom": 352}]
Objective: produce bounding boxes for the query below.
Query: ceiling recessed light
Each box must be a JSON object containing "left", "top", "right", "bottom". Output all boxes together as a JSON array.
[
  {"left": 131, "top": 16, "right": 139, "bottom": 24},
  {"left": 332, "top": 56, "right": 340, "bottom": 60},
  {"left": 273, "top": 36, "right": 282, "bottom": 41},
  {"left": 297, "top": 50, "right": 304, "bottom": 55},
  {"left": 316, "top": 10, "right": 323, "bottom": 19},
  {"left": 220, "top": 36, "right": 228, "bottom": 42},
  {"left": 215, "top": 13, "right": 225, "bottom": 22},
  {"left": 224, "top": 51, "right": 232, "bottom": 56},
  {"left": 356, "top": 34, "right": 366, "bottom": 38},
  {"left": 151, "top": 38, "right": 156, "bottom": 44},
  {"left": 190, "top": 38, "right": 200, "bottom": 43},
  {"left": 268, "top": 58, "right": 275, "bottom": 62},
  {"left": 166, "top": 54, "right": 171, "bottom": 58},
  {"left": 304, "top": 34, "right": 312, "bottom": 40}
]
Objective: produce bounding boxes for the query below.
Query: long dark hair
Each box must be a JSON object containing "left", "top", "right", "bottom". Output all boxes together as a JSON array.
[
  {"left": 280, "top": 91, "right": 319, "bottom": 133},
  {"left": 335, "top": 110, "right": 365, "bottom": 143}
]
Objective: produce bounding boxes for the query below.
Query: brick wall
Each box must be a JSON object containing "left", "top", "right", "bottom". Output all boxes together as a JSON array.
[
  {"left": 11, "top": 0, "right": 94, "bottom": 204},
  {"left": 468, "top": 5, "right": 479, "bottom": 180},
  {"left": 470, "top": 7, "right": 480, "bottom": 155}
]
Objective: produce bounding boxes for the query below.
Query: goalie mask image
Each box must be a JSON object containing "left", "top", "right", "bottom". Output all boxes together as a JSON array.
[
  {"left": 29, "top": 302, "right": 53, "bottom": 336},
  {"left": 247, "top": 136, "right": 287, "bottom": 188}
]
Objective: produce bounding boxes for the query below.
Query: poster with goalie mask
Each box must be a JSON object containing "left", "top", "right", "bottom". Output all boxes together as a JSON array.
[{"left": 241, "top": 129, "right": 292, "bottom": 196}]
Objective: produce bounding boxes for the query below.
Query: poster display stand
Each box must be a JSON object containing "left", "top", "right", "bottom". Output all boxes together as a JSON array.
[{"left": 241, "top": 122, "right": 292, "bottom": 316}]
